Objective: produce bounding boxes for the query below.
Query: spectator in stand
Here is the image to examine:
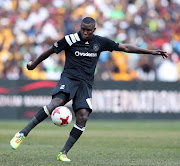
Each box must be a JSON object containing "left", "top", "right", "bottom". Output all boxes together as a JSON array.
[
  {"left": 136, "top": 56, "right": 155, "bottom": 81},
  {"left": 157, "top": 55, "right": 179, "bottom": 82},
  {"left": 0, "top": 0, "right": 179, "bottom": 81}
]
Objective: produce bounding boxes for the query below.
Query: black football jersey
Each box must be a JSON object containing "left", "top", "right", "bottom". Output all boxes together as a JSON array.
[{"left": 53, "top": 31, "right": 119, "bottom": 87}]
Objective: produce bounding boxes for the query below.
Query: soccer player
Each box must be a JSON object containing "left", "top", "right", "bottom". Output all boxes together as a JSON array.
[{"left": 10, "top": 17, "right": 168, "bottom": 162}]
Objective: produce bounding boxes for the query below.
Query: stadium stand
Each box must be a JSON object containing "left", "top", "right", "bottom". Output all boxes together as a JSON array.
[{"left": 0, "top": 0, "right": 180, "bottom": 81}]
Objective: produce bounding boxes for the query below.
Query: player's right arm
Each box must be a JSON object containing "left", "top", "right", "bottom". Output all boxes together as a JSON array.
[
  {"left": 27, "top": 46, "right": 54, "bottom": 70},
  {"left": 27, "top": 35, "right": 70, "bottom": 70}
]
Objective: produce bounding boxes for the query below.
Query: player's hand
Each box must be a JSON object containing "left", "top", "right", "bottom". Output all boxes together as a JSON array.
[
  {"left": 151, "top": 50, "right": 168, "bottom": 59},
  {"left": 27, "top": 61, "right": 35, "bottom": 70}
]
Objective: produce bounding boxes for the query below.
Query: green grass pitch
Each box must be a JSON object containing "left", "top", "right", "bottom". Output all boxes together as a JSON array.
[{"left": 0, "top": 119, "right": 180, "bottom": 166}]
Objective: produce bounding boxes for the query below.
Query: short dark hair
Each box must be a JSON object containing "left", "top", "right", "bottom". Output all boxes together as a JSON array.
[{"left": 82, "top": 17, "right": 96, "bottom": 27}]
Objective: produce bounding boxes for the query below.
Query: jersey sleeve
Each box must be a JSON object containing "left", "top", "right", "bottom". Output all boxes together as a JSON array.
[
  {"left": 100, "top": 37, "right": 119, "bottom": 52},
  {"left": 53, "top": 37, "right": 69, "bottom": 54}
]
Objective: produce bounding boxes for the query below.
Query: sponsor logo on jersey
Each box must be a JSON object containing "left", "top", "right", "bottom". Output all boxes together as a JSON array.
[{"left": 75, "top": 51, "right": 97, "bottom": 57}]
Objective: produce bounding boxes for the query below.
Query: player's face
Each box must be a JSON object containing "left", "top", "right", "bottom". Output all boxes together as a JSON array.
[{"left": 80, "top": 23, "right": 96, "bottom": 41}]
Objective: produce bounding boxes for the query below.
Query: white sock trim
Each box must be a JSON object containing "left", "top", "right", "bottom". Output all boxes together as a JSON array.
[
  {"left": 43, "top": 106, "right": 50, "bottom": 116},
  {"left": 74, "top": 123, "right": 85, "bottom": 131}
]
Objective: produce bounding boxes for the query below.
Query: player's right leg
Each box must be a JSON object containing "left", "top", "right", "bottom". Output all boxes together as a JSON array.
[{"left": 10, "top": 98, "right": 65, "bottom": 150}]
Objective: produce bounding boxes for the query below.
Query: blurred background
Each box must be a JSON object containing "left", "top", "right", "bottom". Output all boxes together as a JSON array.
[
  {"left": 0, "top": 0, "right": 180, "bottom": 81},
  {"left": 0, "top": 0, "right": 180, "bottom": 119}
]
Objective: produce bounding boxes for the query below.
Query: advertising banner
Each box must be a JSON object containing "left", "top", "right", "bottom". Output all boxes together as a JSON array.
[{"left": 0, "top": 80, "right": 180, "bottom": 119}]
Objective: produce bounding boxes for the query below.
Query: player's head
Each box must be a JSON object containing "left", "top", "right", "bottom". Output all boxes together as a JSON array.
[{"left": 80, "top": 17, "right": 96, "bottom": 41}]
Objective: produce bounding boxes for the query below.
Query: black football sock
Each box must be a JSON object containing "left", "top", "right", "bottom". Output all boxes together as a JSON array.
[
  {"left": 61, "top": 123, "right": 85, "bottom": 153},
  {"left": 20, "top": 107, "right": 49, "bottom": 137}
]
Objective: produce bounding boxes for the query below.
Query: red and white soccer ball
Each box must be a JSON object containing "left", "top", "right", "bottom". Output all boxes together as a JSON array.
[{"left": 51, "top": 106, "right": 72, "bottom": 127}]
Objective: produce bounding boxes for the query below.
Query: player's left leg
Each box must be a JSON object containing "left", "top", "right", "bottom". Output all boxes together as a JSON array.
[{"left": 57, "top": 108, "right": 91, "bottom": 162}]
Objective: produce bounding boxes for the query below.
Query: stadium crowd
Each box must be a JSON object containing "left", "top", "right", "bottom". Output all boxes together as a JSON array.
[{"left": 0, "top": 0, "right": 180, "bottom": 81}]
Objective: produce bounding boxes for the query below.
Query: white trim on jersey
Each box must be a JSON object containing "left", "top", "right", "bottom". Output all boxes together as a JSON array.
[
  {"left": 86, "top": 98, "right": 92, "bottom": 109},
  {"left": 65, "top": 33, "right": 80, "bottom": 46},
  {"left": 65, "top": 35, "right": 73, "bottom": 46},
  {"left": 70, "top": 34, "right": 76, "bottom": 43},
  {"left": 74, "top": 33, "right": 80, "bottom": 41},
  {"left": 43, "top": 106, "right": 50, "bottom": 116}
]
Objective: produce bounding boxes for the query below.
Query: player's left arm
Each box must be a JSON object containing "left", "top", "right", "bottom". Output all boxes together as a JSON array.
[{"left": 117, "top": 44, "right": 168, "bottom": 59}]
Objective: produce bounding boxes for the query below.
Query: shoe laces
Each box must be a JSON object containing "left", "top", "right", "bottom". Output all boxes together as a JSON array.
[
  {"left": 16, "top": 133, "right": 24, "bottom": 140},
  {"left": 60, "top": 152, "right": 68, "bottom": 158}
]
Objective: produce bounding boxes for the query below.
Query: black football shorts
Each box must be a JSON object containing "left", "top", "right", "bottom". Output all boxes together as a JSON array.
[{"left": 52, "top": 76, "right": 92, "bottom": 112}]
